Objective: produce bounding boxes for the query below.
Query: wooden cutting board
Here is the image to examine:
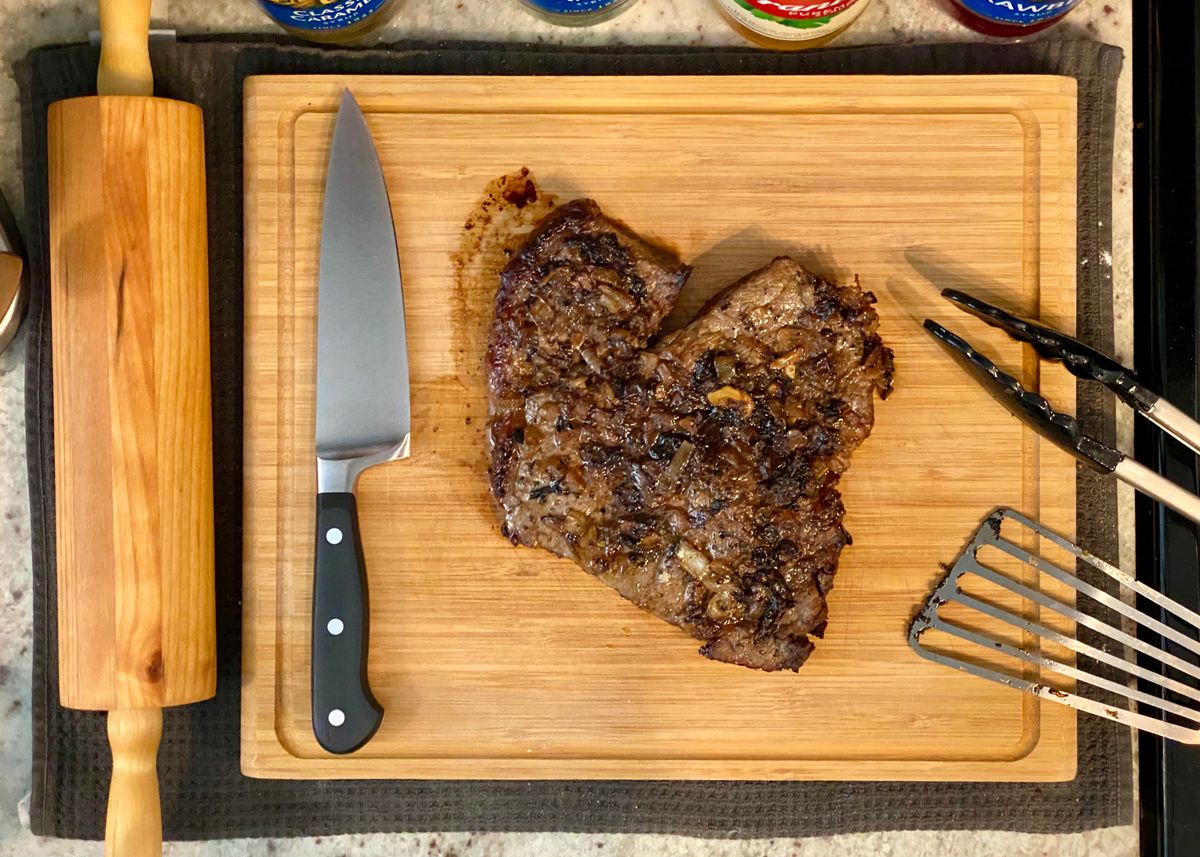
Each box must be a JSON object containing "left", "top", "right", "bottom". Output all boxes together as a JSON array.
[{"left": 242, "top": 75, "right": 1079, "bottom": 780}]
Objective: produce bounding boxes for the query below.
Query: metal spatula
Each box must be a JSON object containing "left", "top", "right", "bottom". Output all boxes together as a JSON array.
[{"left": 909, "top": 508, "right": 1200, "bottom": 744}]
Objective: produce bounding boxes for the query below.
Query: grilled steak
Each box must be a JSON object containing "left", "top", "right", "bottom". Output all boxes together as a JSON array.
[{"left": 487, "top": 199, "right": 893, "bottom": 671}]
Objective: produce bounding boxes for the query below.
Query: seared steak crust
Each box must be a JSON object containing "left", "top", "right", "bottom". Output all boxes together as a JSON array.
[{"left": 487, "top": 199, "right": 893, "bottom": 671}]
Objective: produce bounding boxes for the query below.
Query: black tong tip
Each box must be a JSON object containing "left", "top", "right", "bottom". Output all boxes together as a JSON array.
[
  {"left": 923, "top": 317, "right": 1124, "bottom": 473},
  {"left": 937, "top": 288, "right": 1158, "bottom": 412}
]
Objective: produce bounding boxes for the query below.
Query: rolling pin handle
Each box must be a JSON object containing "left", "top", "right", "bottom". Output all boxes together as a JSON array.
[
  {"left": 97, "top": 0, "right": 154, "bottom": 96},
  {"left": 105, "top": 708, "right": 163, "bottom": 857}
]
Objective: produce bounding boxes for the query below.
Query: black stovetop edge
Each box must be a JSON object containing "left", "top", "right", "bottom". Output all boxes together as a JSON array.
[{"left": 1133, "top": 4, "right": 1200, "bottom": 857}]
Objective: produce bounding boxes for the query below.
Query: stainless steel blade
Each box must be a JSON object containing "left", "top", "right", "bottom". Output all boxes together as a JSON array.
[{"left": 316, "top": 90, "right": 410, "bottom": 492}]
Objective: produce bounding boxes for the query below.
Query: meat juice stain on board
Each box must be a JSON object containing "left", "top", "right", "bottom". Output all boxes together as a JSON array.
[{"left": 451, "top": 168, "right": 559, "bottom": 386}]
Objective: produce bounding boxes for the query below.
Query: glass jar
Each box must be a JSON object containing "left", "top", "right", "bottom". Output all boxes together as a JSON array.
[
  {"left": 257, "top": 0, "right": 400, "bottom": 43},
  {"left": 942, "top": 0, "right": 1084, "bottom": 36},
  {"left": 714, "top": 0, "right": 874, "bottom": 50},
  {"left": 519, "top": 0, "right": 639, "bottom": 26}
]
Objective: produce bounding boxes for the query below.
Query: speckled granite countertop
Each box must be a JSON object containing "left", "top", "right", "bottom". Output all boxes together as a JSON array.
[{"left": 0, "top": 1, "right": 1134, "bottom": 854}]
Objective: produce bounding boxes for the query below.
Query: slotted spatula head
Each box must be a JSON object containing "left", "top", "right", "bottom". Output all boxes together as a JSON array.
[{"left": 910, "top": 508, "right": 1200, "bottom": 745}]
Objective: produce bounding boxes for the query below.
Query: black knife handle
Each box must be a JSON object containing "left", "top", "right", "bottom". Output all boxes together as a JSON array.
[{"left": 311, "top": 492, "right": 383, "bottom": 754}]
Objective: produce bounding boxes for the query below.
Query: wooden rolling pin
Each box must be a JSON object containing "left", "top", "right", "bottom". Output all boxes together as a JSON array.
[{"left": 48, "top": 0, "right": 214, "bottom": 853}]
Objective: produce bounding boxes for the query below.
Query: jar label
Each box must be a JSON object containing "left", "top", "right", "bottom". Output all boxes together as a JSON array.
[
  {"left": 259, "top": 0, "right": 389, "bottom": 31},
  {"left": 720, "top": 0, "right": 869, "bottom": 40},
  {"left": 525, "top": 0, "right": 625, "bottom": 11},
  {"left": 954, "top": 0, "right": 1082, "bottom": 25},
  {"left": 739, "top": 0, "right": 858, "bottom": 19}
]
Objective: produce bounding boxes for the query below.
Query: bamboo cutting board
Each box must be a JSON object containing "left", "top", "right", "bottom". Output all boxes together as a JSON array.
[{"left": 243, "top": 75, "right": 1079, "bottom": 780}]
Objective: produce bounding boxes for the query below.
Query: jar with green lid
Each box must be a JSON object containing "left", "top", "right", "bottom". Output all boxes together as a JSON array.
[
  {"left": 518, "top": 0, "right": 639, "bottom": 26},
  {"left": 715, "top": 0, "right": 874, "bottom": 50},
  {"left": 257, "top": 0, "right": 399, "bottom": 43}
]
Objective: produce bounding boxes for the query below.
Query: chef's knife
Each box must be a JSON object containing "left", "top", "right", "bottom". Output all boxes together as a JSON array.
[{"left": 312, "top": 90, "right": 410, "bottom": 754}]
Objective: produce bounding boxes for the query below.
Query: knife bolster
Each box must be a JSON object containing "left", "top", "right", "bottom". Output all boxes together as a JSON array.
[{"left": 316, "top": 434, "right": 411, "bottom": 493}]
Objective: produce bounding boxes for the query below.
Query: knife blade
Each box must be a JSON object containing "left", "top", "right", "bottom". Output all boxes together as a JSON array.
[{"left": 312, "top": 90, "right": 409, "bottom": 754}]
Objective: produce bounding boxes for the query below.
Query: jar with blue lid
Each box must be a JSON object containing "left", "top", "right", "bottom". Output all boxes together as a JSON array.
[
  {"left": 942, "top": 0, "right": 1084, "bottom": 36},
  {"left": 519, "top": 0, "right": 639, "bottom": 26},
  {"left": 257, "top": 0, "right": 399, "bottom": 42}
]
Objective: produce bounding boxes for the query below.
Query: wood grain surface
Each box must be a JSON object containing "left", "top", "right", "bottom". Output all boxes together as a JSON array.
[
  {"left": 242, "top": 75, "right": 1079, "bottom": 780},
  {"left": 49, "top": 95, "right": 215, "bottom": 712}
]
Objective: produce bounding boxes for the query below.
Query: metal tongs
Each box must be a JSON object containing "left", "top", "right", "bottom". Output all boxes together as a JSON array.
[{"left": 925, "top": 289, "right": 1200, "bottom": 526}]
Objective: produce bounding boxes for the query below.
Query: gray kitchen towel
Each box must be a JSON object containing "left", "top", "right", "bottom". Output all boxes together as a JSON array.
[{"left": 19, "top": 37, "right": 1130, "bottom": 840}]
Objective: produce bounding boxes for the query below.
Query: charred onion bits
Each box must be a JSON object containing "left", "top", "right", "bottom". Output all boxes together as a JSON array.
[{"left": 487, "top": 199, "right": 893, "bottom": 671}]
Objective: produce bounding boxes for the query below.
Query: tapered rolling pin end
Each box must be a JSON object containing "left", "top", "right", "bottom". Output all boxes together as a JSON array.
[
  {"left": 97, "top": 0, "right": 153, "bottom": 97},
  {"left": 105, "top": 708, "right": 163, "bottom": 857}
]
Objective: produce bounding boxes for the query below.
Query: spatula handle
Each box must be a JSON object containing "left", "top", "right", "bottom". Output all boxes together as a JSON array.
[
  {"left": 105, "top": 708, "right": 162, "bottom": 857},
  {"left": 97, "top": 0, "right": 153, "bottom": 96}
]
